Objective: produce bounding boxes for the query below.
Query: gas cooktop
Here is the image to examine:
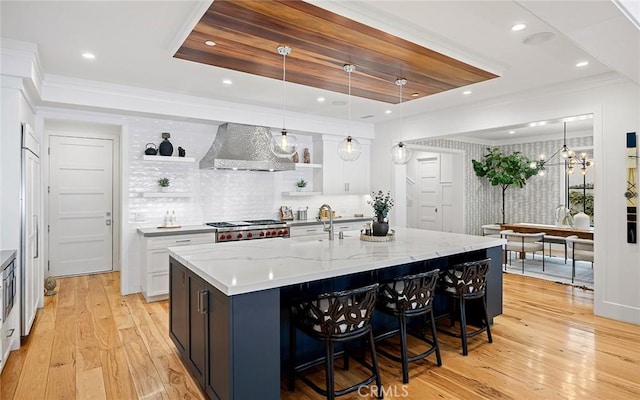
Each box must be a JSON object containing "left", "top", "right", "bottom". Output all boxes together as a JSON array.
[
  {"left": 205, "top": 219, "right": 290, "bottom": 242},
  {"left": 205, "top": 219, "right": 286, "bottom": 228}
]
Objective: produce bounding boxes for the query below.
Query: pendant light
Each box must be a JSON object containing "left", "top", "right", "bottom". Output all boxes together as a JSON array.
[
  {"left": 271, "top": 45, "right": 298, "bottom": 157},
  {"left": 337, "top": 64, "right": 362, "bottom": 161},
  {"left": 391, "top": 78, "right": 412, "bottom": 165}
]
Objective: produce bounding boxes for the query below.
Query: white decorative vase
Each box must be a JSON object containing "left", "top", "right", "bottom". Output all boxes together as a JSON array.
[
  {"left": 573, "top": 212, "right": 590, "bottom": 230},
  {"left": 159, "top": 186, "right": 169, "bottom": 193}
]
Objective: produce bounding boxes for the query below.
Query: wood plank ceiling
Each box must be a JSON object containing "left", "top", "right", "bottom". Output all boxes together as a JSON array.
[{"left": 175, "top": 0, "right": 498, "bottom": 104}]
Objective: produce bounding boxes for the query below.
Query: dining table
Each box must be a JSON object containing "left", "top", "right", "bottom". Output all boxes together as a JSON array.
[{"left": 500, "top": 223, "right": 594, "bottom": 240}]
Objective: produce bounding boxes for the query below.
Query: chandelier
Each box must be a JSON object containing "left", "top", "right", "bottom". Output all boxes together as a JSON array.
[{"left": 530, "top": 122, "right": 593, "bottom": 176}]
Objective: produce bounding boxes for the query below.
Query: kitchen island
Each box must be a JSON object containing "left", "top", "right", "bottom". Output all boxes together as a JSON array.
[{"left": 168, "top": 228, "right": 504, "bottom": 400}]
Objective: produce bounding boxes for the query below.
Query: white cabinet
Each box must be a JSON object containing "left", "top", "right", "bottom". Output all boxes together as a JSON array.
[
  {"left": 139, "top": 233, "right": 215, "bottom": 301},
  {"left": 313, "top": 136, "right": 370, "bottom": 195},
  {"left": 290, "top": 221, "right": 362, "bottom": 237},
  {"left": 291, "top": 225, "right": 325, "bottom": 237}
]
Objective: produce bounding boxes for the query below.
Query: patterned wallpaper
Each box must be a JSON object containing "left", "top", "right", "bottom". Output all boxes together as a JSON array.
[{"left": 413, "top": 136, "right": 593, "bottom": 235}]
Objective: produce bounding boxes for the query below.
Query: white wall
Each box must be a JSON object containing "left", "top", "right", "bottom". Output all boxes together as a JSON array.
[{"left": 373, "top": 77, "right": 640, "bottom": 324}]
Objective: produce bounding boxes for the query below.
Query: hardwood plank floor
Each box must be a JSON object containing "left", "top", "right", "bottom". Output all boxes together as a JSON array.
[{"left": 1, "top": 272, "right": 638, "bottom": 399}]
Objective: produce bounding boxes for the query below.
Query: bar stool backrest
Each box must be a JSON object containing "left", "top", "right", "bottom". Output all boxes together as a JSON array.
[
  {"left": 439, "top": 259, "right": 491, "bottom": 298},
  {"left": 379, "top": 269, "right": 440, "bottom": 313},
  {"left": 293, "top": 283, "right": 379, "bottom": 338}
]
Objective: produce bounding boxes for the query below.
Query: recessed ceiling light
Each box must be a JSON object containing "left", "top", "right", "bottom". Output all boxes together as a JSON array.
[
  {"left": 82, "top": 52, "right": 95, "bottom": 60},
  {"left": 385, "top": 110, "right": 392, "bottom": 114},
  {"left": 511, "top": 23, "right": 526, "bottom": 32},
  {"left": 509, "top": 130, "right": 515, "bottom": 135},
  {"left": 463, "top": 90, "right": 472, "bottom": 95},
  {"left": 222, "top": 79, "right": 232, "bottom": 85},
  {"left": 411, "top": 93, "right": 419, "bottom": 97},
  {"left": 204, "top": 40, "right": 216, "bottom": 46},
  {"left": 576, "top": 61, "right": 589, "bottom": 68},
  {"left": 317, "top": 97, "right": 325, "bottom": 102}
]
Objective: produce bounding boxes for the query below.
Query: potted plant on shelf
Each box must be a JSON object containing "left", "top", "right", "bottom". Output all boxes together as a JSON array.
[
  {"left": 472, "top": 147, "right": 538, "bottom": 224},
  {"left": 295, "top": 178, "right": 307, "bottom": 192},
  {"left": 158, "top": 177, "right": 170, "bottom": 192},
  {"left": 369, "top": 190, "right": 394, "bottom": 236}
]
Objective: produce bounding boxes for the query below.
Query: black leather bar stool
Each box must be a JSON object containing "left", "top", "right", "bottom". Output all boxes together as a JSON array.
[
  {"left": 375, "top": 269, "right": 442, "bottom": 384},
  {"left": 438, "top": 259, "right": 493, "bottom": 356},
  {"left": 289, "top": 283, "right": 383, "bottom": 400}
]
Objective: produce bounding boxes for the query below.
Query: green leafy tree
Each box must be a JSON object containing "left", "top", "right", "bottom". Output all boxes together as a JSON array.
[{"left": 472, "top": 147, "right": 538, "bottom": 224}]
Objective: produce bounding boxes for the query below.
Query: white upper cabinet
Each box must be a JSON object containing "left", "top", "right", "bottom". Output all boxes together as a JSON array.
[{"left": 313, "top": 136, "right": 370, "bottom": 195}]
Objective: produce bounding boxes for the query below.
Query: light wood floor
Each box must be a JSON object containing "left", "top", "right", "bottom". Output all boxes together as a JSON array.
[{"left": 1, "top": 272, "right": 639, "bottom": 400}]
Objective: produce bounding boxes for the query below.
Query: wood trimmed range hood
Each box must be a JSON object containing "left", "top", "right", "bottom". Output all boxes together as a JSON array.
[{"left": 175, "top": 0, "right": 498, "bottom": 103}]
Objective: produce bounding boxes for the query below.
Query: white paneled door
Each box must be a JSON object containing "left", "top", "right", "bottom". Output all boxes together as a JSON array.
[
  {"left": 49, "top": 136, "right": 113, "bottom": 277},
  {"left": 416, "top": 153, "right": 462, "bottom": 233},
  {"left": 418, "top": 156, "right": 442, "bottom": 231}
]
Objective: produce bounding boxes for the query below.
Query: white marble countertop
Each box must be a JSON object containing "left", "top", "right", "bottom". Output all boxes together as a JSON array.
[{"left": 168, "top": 228, "right": 505, "bottom": 296}]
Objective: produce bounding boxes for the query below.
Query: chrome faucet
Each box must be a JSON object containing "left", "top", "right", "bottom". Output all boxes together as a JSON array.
[{"left": 319, "top": 204, "right": 334, "bottom": 240}]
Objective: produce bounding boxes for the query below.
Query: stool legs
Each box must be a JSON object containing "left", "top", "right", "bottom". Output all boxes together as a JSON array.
[
  {"left": 429, "top": 312, "right": 443, "bottom": 366},
  {"left": 398, "top": 314, "right": 409, "bottom": 384},
  {"left": 325, "top": 341, "right": 335, "bottom": 400},
  {"left": 459, "top": 297, "right": 469, "bottom": 356},
  {"left": 368, "top": 330, "right": 383, "bottom": 399},
  {"left": 483, "top": 297, "right": 493, "bottom": 345}
]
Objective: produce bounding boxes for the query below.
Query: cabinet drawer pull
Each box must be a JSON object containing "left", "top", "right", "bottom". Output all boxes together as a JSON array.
[
  {"left": 338, "top": 226, "right": 349, "bottom": 229},
  {"left": 198, "top": 290, "right": 208, "bottom": 314},
  {"left": 175, "top": 239, "right": 191, "bottom": 243},
  {"left": 306, "top": 229, "right": 317, "bottom": 232}
]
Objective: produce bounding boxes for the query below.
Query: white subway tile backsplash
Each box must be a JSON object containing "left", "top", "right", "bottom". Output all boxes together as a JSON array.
[{"left": 128, "top": 116, "right": 371, "bottom": 227}]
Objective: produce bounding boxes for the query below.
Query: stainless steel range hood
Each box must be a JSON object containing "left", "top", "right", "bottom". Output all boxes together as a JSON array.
[{"left": 199, "top": 122, "right": 294, "bottom": 171}]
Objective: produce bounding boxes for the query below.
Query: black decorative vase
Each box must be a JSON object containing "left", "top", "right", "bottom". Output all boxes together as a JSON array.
[
  {"left": 159, "top": 138, "right": 173, "bottom": 156},
  {"left": 372, "top": 215, "right": 389, "bottom": 237}
]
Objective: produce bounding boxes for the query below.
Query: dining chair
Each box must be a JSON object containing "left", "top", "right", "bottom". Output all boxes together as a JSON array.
[
  {"left": 565, "top": 235, "right": 594, "bottom": 283},
  {"left": 500, "top": 230, "right": 545, "bottom": 273},
  {"left": 481, "top": 224, "right": 502, "bottom": 237}
]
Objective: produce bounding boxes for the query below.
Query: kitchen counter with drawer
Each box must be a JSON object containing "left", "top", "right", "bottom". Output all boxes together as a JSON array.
[
  {"left": 168, "top": 228, "right": 504, "bottom": 400},
  {"left": 137, "top": 224, "right": 217, "bottom": 237},
  {"left": 138, "top": 229, "right": 216, "bottom": 301},
  {"left": 289, "top": 216, "right": 373, "bottom": 236}
]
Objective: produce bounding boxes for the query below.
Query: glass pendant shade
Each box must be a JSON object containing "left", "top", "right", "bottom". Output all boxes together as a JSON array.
[
  {"left": 337, "top": 64, "right": 361, "bottom": 161},
  {"left": 391, "top": 78, "right": 412, "bottom": 165},
  {"left": 271, "top": 45, "right": 298, "bottom": 157},
  {"left": 271, "top": 129, "right": 298, "bottom": 158},
  {"left": 391, "top": 142, "right": 412, "bottom": 165},
  {"left": 337, "top": 135, "right": 362, "bottom": 161}
]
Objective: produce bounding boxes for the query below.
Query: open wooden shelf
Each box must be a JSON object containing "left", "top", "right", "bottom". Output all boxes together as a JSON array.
[
  {"left": 294, "top": 163, "right": 322, "bottom": 169},
  {"left": 281, "top": 191, "right": 322, "bottom": 196},
  {"left": 142, "top": 155, "right": 195, "bottom": 163},
  {"left": 143, "top": 192, "right": 192, "bottom": 198}
]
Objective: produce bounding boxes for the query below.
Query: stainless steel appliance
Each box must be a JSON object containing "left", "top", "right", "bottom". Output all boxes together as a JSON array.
[{"left": 206, "top": 219, "right": 290, "bottom": 242}]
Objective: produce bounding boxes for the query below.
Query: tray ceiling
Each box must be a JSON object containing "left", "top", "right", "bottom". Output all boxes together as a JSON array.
[{"left": 175, "top": 0, "right": 498, "bottom": 104}]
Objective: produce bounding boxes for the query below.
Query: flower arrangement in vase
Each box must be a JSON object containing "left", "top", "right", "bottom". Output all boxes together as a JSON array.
[{"left": 369, "top": 190, "right": 394, "bottom": 236}]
